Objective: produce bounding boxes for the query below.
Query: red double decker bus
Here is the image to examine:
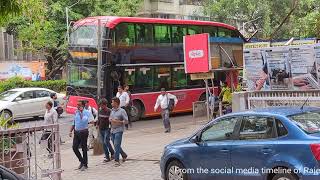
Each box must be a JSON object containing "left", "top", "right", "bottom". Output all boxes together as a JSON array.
[{"left": 67, "top": 16, "right": 244, "bottom": 120}]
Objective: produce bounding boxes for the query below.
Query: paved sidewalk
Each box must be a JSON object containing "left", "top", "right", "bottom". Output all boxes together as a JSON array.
[{"left": 60, "top": 115, "right": 208, "bottom": 180}]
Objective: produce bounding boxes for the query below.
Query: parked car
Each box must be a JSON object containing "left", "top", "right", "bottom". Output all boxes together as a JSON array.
[
  {"left": 0, "top": 88, "right": 65, "bottom": 120},
  {"left": 65, "top": 95, "right": 98, "bottom": 115},
  {"left": 160, "top": 106, "right": 320, "bottom": 180},
  {"left": 0, "top": 165, "right": 25, "bottom": 180}
]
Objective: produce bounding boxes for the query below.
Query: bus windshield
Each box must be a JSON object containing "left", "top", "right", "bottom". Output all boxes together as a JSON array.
[
  {"left": 289, "top": 111, "right": 320, "bottom": 134},
  {"left": 70, "top": 26, "right": 98, "bottom": 46},
  {"left": 67, "top": 65, "right": 97, "bottom": 87}
]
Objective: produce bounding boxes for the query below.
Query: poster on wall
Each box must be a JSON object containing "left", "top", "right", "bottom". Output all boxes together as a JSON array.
[
  {"left": 244, "top": 44, "right": 320, "bottom": 91},
  {"left": 184, "top": 33, "right": 210, "bottom": 74},
  {"left": 314, "top": 44, "right": 320, "bottom": 84},
  {"left": 289, "top": 46, "right": 319, "bottom": 90},
  {"left": 265, "top": 48, "right": 292, "bottom": 90},
  {"left": 243, "top": 49, "right": 266, "bottom": 91},
  {"left": 0, "top": 61, "right": 45, "bottom": 81}
]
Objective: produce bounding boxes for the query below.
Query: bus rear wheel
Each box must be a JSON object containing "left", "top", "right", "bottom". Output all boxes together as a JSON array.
[{"left": 131, "top": 101, "right": 143, "bottom": 122}]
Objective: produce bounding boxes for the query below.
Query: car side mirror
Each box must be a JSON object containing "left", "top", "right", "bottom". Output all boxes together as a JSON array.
[
  {"left": 15, "top": 97, "right": 22, "bottom": 101},
  {"left": 191, "top": 133, "right": 202, "bottom": 144}
]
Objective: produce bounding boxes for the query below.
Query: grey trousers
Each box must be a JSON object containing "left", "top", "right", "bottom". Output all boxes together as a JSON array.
[{"left": 161, "top": 109, "right": 171, "bottom": 131}]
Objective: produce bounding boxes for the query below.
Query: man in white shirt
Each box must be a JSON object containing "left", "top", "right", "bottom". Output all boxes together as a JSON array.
[
  {"left": 154, "top": 88, "right": 178, "bottom": 133},
  {"left": 116, "top": 86, "right": 131, "bottom": 129},
  {"left": 83, "top": 100, "right": 98, "bottom": 149},
  {"left": 43, "top": 101, "right": 58, "bottom": 157}
]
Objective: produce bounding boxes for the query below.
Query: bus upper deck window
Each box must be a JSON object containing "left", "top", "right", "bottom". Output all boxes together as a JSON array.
[
  {"left": 116, "top": 23, "right": 135, "bottom": 46},
  {"left": 218, "top": 27, "right": 232, "bottom": 37},
  {"left": 172, "top": 26, "right": 187, "bottom": 43},
  {"left": 71, "top": 26, "right": 97, "bottom": 46},
  {"left": 154, "top": 25, "right": 171, "bottom": 46},
  {"left": 136, "top": 24, "right": 154, "bottom": 46},
  {"left": 188, "top": 26, "right": 202, "bottom": 35},
  {"left": 203, "top": 26, "right": 217, "bottom": 37}
]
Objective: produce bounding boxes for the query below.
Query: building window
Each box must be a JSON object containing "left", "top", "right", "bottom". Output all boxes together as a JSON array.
[
  {"left": 180, "top": 0, "right": 203, "bottom": 6},
  {"left": 151, "top": 14, "right": 174, "bottom": 19},
  {"left": 151, "top": 0, "right": 173, "bottom": 2}
]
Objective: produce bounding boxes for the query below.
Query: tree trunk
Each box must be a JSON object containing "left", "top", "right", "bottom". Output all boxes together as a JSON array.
[{"left": 269, "top": 0, "right": 300, "bottom": 40}]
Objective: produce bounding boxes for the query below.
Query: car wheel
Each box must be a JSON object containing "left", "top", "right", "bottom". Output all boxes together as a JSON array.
[
  {"left": 272, "top": 172, "right": 298, "bottom": 180},
  {"left": 166, "top": 160, "right": 188, "bottom": 180},
  {"left": 130, "top": 101, "right": 143, "bottom": 122},
  {"left": 1, "top": 110, "right": 12, "bottom": 120}
]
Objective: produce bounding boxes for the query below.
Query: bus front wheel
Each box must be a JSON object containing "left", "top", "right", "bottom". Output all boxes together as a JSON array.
[{"left": 131, "top": 101, "right": 143, "bottom": 122}]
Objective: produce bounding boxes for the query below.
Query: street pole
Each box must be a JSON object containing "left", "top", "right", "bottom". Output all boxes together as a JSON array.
[
  {"left": 205, "top": 79, "right": 210, "bottom": 121},
  {"left": 65, "top": 7, "right": 69, "bottom": 43},
  {"left": 97, "top": 19, "right": 102, "bottom": 100}
]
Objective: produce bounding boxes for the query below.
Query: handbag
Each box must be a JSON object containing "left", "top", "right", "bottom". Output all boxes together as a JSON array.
[{"left": 167, "top": 94, "right": 175, "bottom": 112}]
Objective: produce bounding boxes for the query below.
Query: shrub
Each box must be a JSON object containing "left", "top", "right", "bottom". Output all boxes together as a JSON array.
[{"left": 0, "top": 77, "right": 66, "bottom": 94}]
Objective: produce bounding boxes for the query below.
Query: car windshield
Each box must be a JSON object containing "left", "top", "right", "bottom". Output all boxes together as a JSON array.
[
  {"left": 289, "top": 111, "right": 320, "bottom": 134},
  {"left": 0, "top": 91, "right": 18, "bottom": 101}
]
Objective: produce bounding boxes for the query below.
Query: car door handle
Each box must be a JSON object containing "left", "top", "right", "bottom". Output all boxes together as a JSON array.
[
  {"left": 261, "top": 148, "right": 273, "bottom": 154},
  {"left": 220, "top": 149, "right": 230, "bottom": 153}
]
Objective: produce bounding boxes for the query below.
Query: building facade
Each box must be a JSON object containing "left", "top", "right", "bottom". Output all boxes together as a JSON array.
[{"left": 138, "top": 0, "right": 209, "bottom": 20}]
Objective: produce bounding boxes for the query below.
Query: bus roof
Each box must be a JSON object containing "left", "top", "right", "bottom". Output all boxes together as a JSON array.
[{"left": 74, "top": 16, "right": 238, "bottom": 31}]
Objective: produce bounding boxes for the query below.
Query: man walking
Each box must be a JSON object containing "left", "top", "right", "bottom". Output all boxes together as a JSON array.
[
  {"left": 116, "top": 86, "right": 131, "bottom": 129},
  {"left": 96, "top": 98, "right": 114, "bottom": 162},
  {"left": 43, "top": 101, "right": 58, "bottom": 158},
  {"left": 124, "top": 85, "right": 133, "bottom": 128},
  {"left": 110, "top": 97, "right": 128, "bottom": 167},
  {"left": 154, "top": 88, "right": 178, "bottom": 133},
  {"left": 69, "top": 101, "right": 90, "bottom": 171}
]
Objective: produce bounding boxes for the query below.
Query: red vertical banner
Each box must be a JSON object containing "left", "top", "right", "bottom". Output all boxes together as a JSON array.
[{"left": 184, "top": 33, "right": 210, "bottom": 74}]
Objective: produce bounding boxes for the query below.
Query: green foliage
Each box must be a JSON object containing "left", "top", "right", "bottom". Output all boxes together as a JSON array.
[
  {"left": 0, "top": 113, "right": 19, "bottom": 150},
  {"left": 0, "top": 0, "right": 21, "bottom": 25},
  {"left": 2, "top": 0, "right": 143, "bottom": 79},
  {"left": 204, "top": 0, "right": 320, "bottom": 39},
  {"left": 0, "top": 77, "right": 66, "bottom": 94}
]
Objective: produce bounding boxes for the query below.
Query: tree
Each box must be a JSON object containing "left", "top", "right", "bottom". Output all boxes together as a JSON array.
[
  {"left": 0, "top": 0, "right": 21, "bottom": 23},
  {"left": 3, "top": 0, "right": 143, "bottom": 79},
  {"left": 203, "top": 0, "right": 320, "bottom": 40}
]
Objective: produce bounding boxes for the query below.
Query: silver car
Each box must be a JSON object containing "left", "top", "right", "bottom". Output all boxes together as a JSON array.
[{"left": 0, "top": 88, "right": 65, "bottom": 120}]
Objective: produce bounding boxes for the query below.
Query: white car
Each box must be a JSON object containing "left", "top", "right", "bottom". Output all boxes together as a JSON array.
[{"left": 0, "top": 88, "right": 65, "bottom": 120}]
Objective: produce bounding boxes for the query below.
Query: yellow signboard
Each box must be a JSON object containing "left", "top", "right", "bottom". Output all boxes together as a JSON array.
[
  {"left": 70, "top": 51, "right": 98, "bottom": 58},
  {"left": 244, "top": 42, "right": 270, "bottom": 49},
  {"left": 190, "top": 72, "right": 214, "bottom": 80}
]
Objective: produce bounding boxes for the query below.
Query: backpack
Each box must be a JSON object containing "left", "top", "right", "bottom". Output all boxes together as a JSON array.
[
  {"left": 91, "top": 107, "right": 97, "bottom": 119},
  {"left": 167, "top": 95, "right": 175, "bottom": 112}
]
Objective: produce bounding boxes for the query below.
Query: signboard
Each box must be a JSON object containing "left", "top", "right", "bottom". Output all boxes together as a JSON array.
[
  {"left": 243, "top": 49, "right": 265, "bottom": 90},
  {"left": 244, "top": 44, "right": 320, "bottom": 91},
  {"left": 265, "top": 48, "right": 291, "bottom": 90},
  {"left": 184, "top": 33, "right": 210, "bottom": 74},
  {"left": 190, "top": 72, "right": 214, "bottom": 80},
  {"left": 244, "top": 42, "right": 270, "bottom": 49},
  {"left": 0, "top": 61, "right": 45, "bottom": 81}
]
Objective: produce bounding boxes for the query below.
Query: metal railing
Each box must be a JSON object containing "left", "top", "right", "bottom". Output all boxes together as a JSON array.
[
  {"left": 247, "top": 90, "right": 320, "bottom": 109},
  {"left": 0, "top": 124, "right": 62, "bottom": 180}
]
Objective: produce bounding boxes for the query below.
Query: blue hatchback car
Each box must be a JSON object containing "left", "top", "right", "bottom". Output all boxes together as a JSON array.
[{"left": 160, "top": 107, "right": 320, "bottom": 180}]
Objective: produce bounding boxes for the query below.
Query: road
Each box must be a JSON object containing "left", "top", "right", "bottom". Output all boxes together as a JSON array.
[{"left": 19, "top": 113, "right": 208, "bottom": 179}]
